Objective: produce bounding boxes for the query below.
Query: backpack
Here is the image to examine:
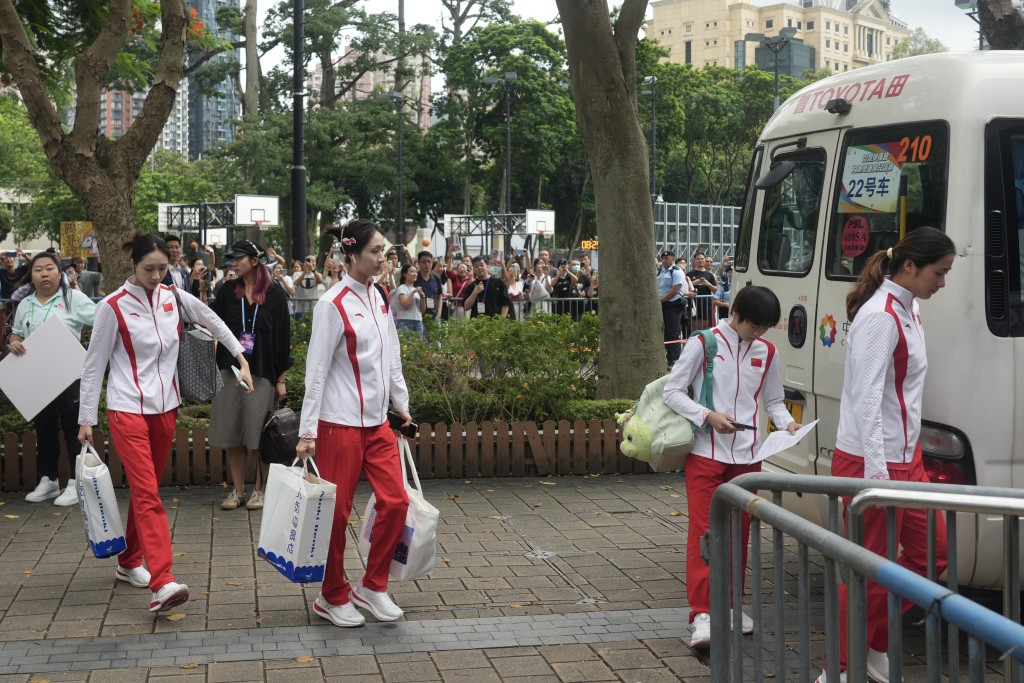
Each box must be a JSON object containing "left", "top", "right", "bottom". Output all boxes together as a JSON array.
[{"left": 616, "top": 329, "right": 718, "bottom": 472}]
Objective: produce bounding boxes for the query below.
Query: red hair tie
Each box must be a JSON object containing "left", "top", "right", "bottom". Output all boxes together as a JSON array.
[{"left": 342, "top": 237, "right": 357, "bottom": 246}]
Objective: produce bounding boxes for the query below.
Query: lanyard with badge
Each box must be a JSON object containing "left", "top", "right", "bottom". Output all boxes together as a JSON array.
[
  {"left": 420, "top": 274, "right": 437, "bottom": 312},
  {"left": 476, "top": 279, "right": 490, "bottom": 316},
  {"left": 26, "top": 296, "right": 59, "bottom": 334},
  {"left": 240, "top": 298, "right": 258, "bottom": 354}
]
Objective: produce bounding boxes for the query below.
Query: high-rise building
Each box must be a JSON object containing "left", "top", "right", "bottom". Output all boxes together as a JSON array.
[
  {"left": 186, "top": 0, "right": 242, "bottom": 159},
  {"left": 75, "top": 81, "right": 190, "bottom": 157},
  {"left": 649, "top": 0, "right": 911, "bottom": 75}
]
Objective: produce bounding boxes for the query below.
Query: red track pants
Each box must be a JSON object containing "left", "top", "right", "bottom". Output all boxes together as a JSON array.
[
  {"left": 833, "top": 445, "right": 948, "bottom": 670},
  {"left": 107, "top": 409, "right": 178, "bottom": 592},
  {"left": 684, "top": 455, "right": 762, "bottom": 620},
  {"left": 316, "top": 421, "right": 409, "bottom": 606}
]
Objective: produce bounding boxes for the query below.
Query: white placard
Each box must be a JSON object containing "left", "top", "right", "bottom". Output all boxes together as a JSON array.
[
  {"left": 756, "top": 419, "right": 819, "bottom": 462},
  {"left": 838, "top": 144, "right": 903, "bottom": 214},
  {"left": 0, "top": 315, "right": 87, "bottom": 421}
]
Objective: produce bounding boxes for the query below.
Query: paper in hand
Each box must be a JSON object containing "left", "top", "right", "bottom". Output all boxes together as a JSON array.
[{"left": 755, "top": 420, "right": 819, "bottom": 462}]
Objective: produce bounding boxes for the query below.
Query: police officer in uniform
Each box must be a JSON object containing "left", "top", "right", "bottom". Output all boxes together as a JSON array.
[{"left": 658, "top": 249, "right": 693, "bottom": 367}]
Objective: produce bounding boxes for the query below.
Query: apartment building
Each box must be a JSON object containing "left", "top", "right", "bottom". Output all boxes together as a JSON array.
[
  {"left": 649, "top": 0, "right": 911, "bottom": 75},
  {"left": 186, "top": 0, "right": 242, "bottom": 159}
]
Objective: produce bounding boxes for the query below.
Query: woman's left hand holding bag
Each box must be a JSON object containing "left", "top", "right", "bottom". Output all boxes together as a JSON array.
[{"left": 78, "top": 425, "right": 93, "bottom": 446}]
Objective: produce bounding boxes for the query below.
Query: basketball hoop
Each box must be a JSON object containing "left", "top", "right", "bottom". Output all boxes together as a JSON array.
[{"left": 253, "top": 220, "right": 266, "bottom": 230}]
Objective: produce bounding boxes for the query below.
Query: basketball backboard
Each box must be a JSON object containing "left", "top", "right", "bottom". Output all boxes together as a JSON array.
[
  {"left": 235, "top": 195, "right": 279, "bottom": 227},
  {"left": 526, "top": 210, "right": 555, "bottom": 236}
]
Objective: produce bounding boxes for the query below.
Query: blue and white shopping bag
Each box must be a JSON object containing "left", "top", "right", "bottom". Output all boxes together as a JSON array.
[
  {"left": 75, "top": 444, "right": 126, "bottom": 559},
  {"left": 258, "top": 458, "right": 337, "bottom": 583}
]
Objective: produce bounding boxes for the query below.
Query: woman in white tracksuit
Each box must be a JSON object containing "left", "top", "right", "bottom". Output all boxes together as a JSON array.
[
  {"left": 817, "top": 226, "right": 955, "bottom": 683},
  {"left": 78, "top": 234, "right": 254, "bottom": 613}
]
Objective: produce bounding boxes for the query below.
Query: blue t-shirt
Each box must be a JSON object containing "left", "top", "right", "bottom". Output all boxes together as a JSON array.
[{"left": 657, "top": 266, "right": 685, "bottom": 301}]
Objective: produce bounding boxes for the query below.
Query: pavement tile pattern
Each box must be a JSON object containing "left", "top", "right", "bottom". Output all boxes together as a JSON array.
[{"left": 0, "top": 475, "right": 1006, "bottom": 681}]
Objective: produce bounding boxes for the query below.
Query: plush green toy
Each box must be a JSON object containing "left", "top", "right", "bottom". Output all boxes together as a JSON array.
[
  {"left": 616, "top": 409, "right": 652, "bottom": 462},
  {"left": 617, "top": 330, "right": 717, "bottom": 472}
]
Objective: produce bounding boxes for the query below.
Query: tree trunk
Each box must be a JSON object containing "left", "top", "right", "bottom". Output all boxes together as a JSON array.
[
  {"left": 555, "top": 0, "right": 664, "bottom": 399},
  {"left": 978, "top": 0, "right": 1024, "bottom": 49},
  {"left": 243, "top": 0, "right": 260, "bottom": 115},
  {"left": 0, "top": 0, "right": 188, "bottom": 286}
]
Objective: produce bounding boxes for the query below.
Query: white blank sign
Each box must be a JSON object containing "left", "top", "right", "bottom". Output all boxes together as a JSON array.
[{"left": 0, "top": 316, "right": 87, "bottom": 421}]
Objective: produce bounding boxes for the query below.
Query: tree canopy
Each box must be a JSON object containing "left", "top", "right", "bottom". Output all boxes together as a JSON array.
[{"left": 891, "top": 27, "right": 948, "bottom": 59}]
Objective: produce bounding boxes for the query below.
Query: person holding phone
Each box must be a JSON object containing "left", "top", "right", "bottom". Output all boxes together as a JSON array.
[
  {"left": 208, "top": 240, "right": 293, "bottom": 511},
  {"left": 687, "top": 252, "right": 717, "bottom": 331},
  {"left": 663, "top": 285, "right": 801, "bottom": 650},
  {"left": 818, "top": 228, "right": 954, "bottom": 683},
  {"left": 395, "top": 264, "right": 427, "bottom": 337},
  {"left": 78, "top": 234, "right": 254, "bottom": 613},
  {"left": 297, "top": 219, "right": 413, "bottom": 628}
]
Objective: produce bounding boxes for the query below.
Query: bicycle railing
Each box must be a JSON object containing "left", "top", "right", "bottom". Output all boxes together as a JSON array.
[{"left": 708, "top": 472, "right": 1024, "bottom": 682}]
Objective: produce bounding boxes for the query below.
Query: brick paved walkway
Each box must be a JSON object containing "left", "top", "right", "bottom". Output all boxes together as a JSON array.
[
  {"left": 0, "top": 475, "right": 1005, "bottom": 681},
  {"left": 0, "top": 475, "right": 711, "bottom": 682}
]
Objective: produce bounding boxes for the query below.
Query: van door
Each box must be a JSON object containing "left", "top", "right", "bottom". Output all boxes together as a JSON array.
[
  {"left": 812, "top": 121, "right": 950, "bottom": 477},
  {"left": 738, "top": 130, "right": 843, "bottom": 476}
]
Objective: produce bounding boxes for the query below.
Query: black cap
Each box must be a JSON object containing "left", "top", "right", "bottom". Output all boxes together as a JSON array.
[
  {"left": 659, "top": 249, "right": 675, "bottom": 258},
  {"left": 225, "top": 240, "right": 266, "bottom": 261}
]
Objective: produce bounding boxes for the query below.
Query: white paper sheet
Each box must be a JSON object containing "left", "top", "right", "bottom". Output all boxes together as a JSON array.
[
  {"left": 755, "top": 419, "right": 819, "bottom": 462},
  {"left": 0, "top": 315, "right": 87, "bottom": 421}
]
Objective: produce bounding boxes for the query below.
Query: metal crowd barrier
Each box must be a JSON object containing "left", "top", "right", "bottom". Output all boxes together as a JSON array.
[
  {"left": 708, "top": 473, "right": 1024, "bottom": 682},
  {"left": 440, "top": 297, "right": 599, "bottom": 320}
]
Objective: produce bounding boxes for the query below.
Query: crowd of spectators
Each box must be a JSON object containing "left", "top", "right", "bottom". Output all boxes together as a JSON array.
[{"left": 2, "top": 236, "right": 735, "bottom": 355}]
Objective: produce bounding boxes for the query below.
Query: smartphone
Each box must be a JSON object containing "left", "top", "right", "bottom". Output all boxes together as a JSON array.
[
  {"left": 730, "top": 421, "right": 756, "bottom": 431},
  {"left": 387, "top": 411, "right": 418, "bottom": 439},
  {"left": 231, "top": 365, "right": 250, "bottom": 391}
]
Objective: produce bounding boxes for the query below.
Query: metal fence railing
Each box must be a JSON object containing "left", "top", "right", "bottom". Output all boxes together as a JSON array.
[
  {"left": 708, "top": 473, "right": 1024, "bottom": 682},
  {"left": 654, "top": 202, "right": 740, "bottom": 266}
]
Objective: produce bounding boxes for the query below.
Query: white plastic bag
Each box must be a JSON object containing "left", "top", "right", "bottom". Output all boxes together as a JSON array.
[
  {"left": 358, "top": 436, "right": 439, "bottom": 581},
  {"left": 75, "top": 444, "right": 126, "bottom": 559},
  {"left": 257, "top": 458, "right": 337, "bottom": 583}
]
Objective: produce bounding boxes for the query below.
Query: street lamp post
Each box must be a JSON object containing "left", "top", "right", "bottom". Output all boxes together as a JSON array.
[
  {"left": 745, "top": 27, "right": 798, "bottom": 111},
  {"left": 641, "top": 75, "right": 658, "bottom": 208},
  {"left": 291, "top": 0, "right": 307, "bottom": 262},
  {"left": 380, "top": 91, "right": 408, "bottom": 256},
  {"left": 484, "top": 71, "right": 517, "bottom": 247}
]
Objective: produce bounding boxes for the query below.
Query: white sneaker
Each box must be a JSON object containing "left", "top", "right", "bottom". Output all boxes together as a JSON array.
[
  {"left": 313, "top": 594, "right": 365, "bottom": 627},
  {"left": 730, "top": 610, "right": 755, "bottom": 634},
  {"left": 351, "top": 582, "right": 404, "bottom": 621},
  {"left": 116, "top": 565, "right": 151, "bottom": 589},
  {"left": 866, "top": 648, "right": 890, "bottom": 683},
  {"left": 814, "top": 650, "right": 887, "bottom": 683},
  {"left": 149, "top": 582, "right": 189, "bottom": 612},
  {"left": 25, "top": 477, "right": 59, "bottom": 503},
  {"left": 53, "top": 480, "right": 78, "bottom": 507},
  {"left": 689, "top": 612, "right": 711, "bottom": 649}
]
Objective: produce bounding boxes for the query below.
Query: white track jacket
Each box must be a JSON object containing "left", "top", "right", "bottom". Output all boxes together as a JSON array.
[
  {"left": 299, "top": 276, "right": 409, "bottom": 437},
  {"left": 664, "top": 320, "right": 793, "bottom": 464},
  {"left": 836, "top": 279, "right": 926, "bottom": 480},
  {"left": 79, "top": 281, "right": 243, "bottom": 425}
]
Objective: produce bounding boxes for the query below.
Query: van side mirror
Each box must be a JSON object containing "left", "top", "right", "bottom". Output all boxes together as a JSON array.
[{"left": 755, "top": 160, "right": 797, "bottom": 189}]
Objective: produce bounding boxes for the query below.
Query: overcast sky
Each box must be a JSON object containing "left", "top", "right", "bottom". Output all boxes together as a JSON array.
[{"left": 256, "top": 0, "right": 983, "bottom": 76}]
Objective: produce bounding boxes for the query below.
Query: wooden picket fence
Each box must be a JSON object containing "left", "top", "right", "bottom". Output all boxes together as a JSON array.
[{"left": 1, "top": 420, "right": 650, "bottom": 491}]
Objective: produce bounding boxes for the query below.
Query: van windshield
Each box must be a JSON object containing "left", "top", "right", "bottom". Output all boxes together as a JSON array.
[{"left": 826, "top": 122, "right": 949, "bottom": 278}]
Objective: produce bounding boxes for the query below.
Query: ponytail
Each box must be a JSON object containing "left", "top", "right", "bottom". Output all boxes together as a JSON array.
[{"left": 846, "top": 226, "right": 955, "bottom": 321}]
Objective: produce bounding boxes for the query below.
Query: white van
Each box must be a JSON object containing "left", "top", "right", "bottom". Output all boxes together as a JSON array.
[{"left": 736, "top": 52, "right": 1024, "bottom": 588}]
